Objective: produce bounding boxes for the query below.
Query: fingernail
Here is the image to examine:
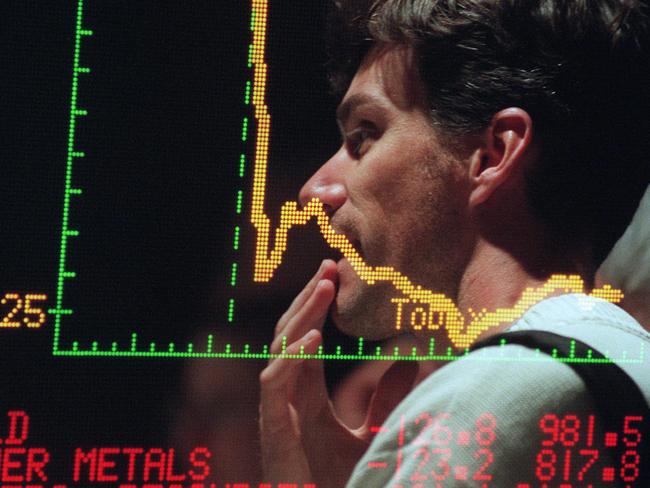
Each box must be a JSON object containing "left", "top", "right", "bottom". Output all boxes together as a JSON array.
[{"left": 318, "top": 260, "right": 326, "bottom": 273}]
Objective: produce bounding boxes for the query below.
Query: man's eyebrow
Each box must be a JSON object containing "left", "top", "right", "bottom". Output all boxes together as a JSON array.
[{"left": 336, "top": 93, "right": 385, "bottom": 127}]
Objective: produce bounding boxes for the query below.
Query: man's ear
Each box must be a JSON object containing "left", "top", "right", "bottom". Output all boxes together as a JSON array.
[{"left": 468, "top": 108, "right": 534, "bottom": 207}]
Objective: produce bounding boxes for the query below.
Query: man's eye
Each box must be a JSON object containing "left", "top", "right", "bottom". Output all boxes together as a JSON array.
[{"left": 347, "top": 126, "right": 375, "bottom": 157}]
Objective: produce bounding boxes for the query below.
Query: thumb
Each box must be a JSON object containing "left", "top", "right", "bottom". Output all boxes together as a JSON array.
[{"left": 365, "top": 360, "right": 419, "bottom": 433}]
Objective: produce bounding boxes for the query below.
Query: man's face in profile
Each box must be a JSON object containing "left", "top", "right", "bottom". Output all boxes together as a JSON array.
[{"left": 299, "top": 45, "right": 474, "bottom": 340}]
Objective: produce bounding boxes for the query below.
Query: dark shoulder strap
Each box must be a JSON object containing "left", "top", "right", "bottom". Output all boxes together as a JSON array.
[{"left": 470, "top": 330, "right": 650, "bottom": 486}]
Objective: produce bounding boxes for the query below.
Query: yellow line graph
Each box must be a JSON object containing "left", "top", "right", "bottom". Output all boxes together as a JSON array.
[{"left": 248, "top": 0, "right": 623, "bottom": 349}]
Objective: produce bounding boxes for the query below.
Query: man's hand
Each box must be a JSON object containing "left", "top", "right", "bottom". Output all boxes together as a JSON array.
[{"left": 259, "top": 260, "right": 419, "bottom": 487}]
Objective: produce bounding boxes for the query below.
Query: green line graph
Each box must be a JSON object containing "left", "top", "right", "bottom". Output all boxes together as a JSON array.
[{"left": 44, "top": 0, "right": 646, "bottom": 365}]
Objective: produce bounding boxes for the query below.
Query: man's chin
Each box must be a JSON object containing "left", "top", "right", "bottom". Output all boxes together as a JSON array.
[
  {"left": 330, "top": 270, "right": 400, "bottom": 340},
  {"left": 331, "top": 314, "right": 399, "bottom": 341}
]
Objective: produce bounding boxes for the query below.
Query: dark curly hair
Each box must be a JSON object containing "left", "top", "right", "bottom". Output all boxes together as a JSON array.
[{"left": 327, "top": 0, "right": 650, "bottom": 265}]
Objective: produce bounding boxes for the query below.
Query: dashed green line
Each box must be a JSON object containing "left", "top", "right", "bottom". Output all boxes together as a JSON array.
[
  {"left": 227, "top": 298, "right": 235, "bottom": 323},
  {"left": 241, "top": 117, "right": 249, "bottom": 141},
  {"left": 233, "top": 226, "right": 240, "bottom": 250},
  {"left": 244, "top": 81, "right": 251, "bottom": 105},
  {"left": 230, "top": 262, "right": 238, "bottom": 287},
  {"left": 239, "top": 154, "right": 246, "bottom": 177},
  {"left": 236, "top": 190, "right": 243, "bottom": 214}
]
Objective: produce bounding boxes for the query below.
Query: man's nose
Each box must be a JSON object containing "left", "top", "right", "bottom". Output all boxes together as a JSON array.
[{"left": 298, "top": 150, "right": 348, "bottom": 215}]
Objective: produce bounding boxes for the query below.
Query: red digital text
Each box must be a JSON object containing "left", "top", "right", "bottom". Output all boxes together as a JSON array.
[
  {"left": 0, "top": 411, "right": 321, "bottom": 488},
  {"left": 365, "top": 411, "right": 646, "bottom": 487},
  {"left": 0, "top": 411, "right": 50, "bottom": 484},
  {"left": 366, "top": 412, "right": 497, "bottom": 487},
  {"left": 73, "top": 447, "right": 210, "bottom": 483},
  {"left": 524, "top": 413, "right": 645, "bottom": 486}
]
